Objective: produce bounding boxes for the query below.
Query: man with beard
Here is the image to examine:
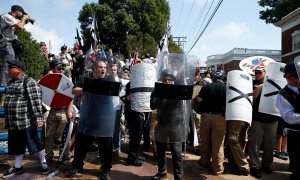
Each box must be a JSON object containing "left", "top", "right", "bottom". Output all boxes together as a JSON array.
[{"left": 66, "top": 60, "right": 119, "bottom": 180}]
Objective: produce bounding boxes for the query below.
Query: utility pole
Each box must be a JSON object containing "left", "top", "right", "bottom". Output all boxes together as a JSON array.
[{"left": 172, "top": 36, "right": 187, "bottom": 52}]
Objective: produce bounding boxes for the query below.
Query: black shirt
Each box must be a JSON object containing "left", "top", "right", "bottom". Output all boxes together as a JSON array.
[{"left": 198, "top": 81, "right": 226, "bottom": 115}]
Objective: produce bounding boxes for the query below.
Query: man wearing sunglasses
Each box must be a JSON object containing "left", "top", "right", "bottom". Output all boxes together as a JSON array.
[
  {"left": 44, "top": 60, "right": 73, "bottom": 164},
  {"left": 248, "top": 65, "right": 280, "bottom": 178},
  {"left": 3, "top": 60, "right": 49, "bottom": 178}
]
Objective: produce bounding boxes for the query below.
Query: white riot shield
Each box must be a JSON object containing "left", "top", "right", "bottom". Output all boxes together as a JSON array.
[
  {"left": 259, "top": 62, "right": 287, "bottom": 116},
  {"left": 226, "top": 70, "right": 253, "bottom": 124},
  {"left": 130, "top": 63, "right": 156, "bottom": 112},
  {"left": 295, "top": 56, "right": 300, "bottom": 81},
  {"left": 153, "top": 54, "right": 196, "bottom": 143}
]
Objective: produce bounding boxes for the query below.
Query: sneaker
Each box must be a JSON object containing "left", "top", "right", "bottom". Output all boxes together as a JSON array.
[
  {"left": 100, "top": 170, "right": 109, "bottom": 180},
  {"left": 113, "top": 151, "right": 120, "bottom": 159},
  {"left": 261, "top": 166, "right": 273, "bottom": 174},
  {"left": 127, "top": 158, "right": 143, "bottom": 166},
  {"left": 40, "top": 162, "right": 49, "bottom": 175},
  {"left": 60, "top": 157, "right": 71, "bottom": 165},
  {"left": 274, "top": 152, "right": 288, "bottom": 160},
  {"left": 2, "top": 166, "right": 24, "bottom": 178},
  {"left": 281, "top": 151, "right": 288, "bottom": 156},
  {"left": 65, "top": 168, "right": 83, "bottom": 178},
  {"left": 230, "top": 167, "right": 249, "bottom": 176},
  {"left": 152, "top": 172, "right": 167, "bottom": 180},
  {"left": 250, "top": 168, "right": 262, "bottom": 178}
]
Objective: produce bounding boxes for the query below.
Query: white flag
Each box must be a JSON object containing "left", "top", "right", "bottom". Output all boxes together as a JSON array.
[{"left": 91, "top": 17, "right": 99, "bottom": 48}]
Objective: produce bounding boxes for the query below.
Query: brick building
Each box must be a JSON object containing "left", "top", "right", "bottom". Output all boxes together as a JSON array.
[{"left": 276, "top": 7, "right": 300, "bottom": 63}]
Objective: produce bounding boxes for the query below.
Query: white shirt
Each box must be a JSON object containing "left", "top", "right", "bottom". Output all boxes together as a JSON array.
[{"left": 276, "top": 85, "right": 300, "bottom": 133}]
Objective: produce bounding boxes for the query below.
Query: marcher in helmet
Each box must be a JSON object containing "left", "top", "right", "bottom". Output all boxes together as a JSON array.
[
  {"left": 150, "top": 70, "right": 191, "bottom": 180},
  {"left": 212, "top": 70, "right": 226, "bottom": 82},
  {"left": 276, "top": 60, "right": 300, "bottom": 180}
]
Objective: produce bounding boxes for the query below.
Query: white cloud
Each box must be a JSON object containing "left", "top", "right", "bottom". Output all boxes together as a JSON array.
[
  {"left": 205, "top": 22, "right": 250, "bottom": 41},
  {"left": 187, "top": 22, "right": 251, "bottom": 58},
  {"left": 25, "top": 24, "right": 65, "bottom": 55}
]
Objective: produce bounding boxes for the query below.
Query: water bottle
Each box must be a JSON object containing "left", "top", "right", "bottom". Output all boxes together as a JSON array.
[{"left": 47, "top": 169, "right": 59, "bottom": 178}]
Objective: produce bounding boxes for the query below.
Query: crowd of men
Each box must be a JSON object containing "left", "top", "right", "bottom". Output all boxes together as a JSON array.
[{"left": 1, "top": 4, "right": 300, "bottom": 180}]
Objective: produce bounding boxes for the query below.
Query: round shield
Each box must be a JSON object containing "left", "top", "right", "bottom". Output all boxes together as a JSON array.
[
  {"left": 39, "top": 74, "right": 74, "bottom": 108},
  {"left": 239, "top": 56, "right": 275, "bottom": 75}
]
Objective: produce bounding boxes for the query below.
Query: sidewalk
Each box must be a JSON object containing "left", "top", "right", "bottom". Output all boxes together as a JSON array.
[{"left": 0, "top": 144, "right": 291, "bottom": 180}]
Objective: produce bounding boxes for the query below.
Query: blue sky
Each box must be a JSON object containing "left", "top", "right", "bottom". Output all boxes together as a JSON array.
[{"left": 0, "top": 0, "right": 281, "bottom": 60}]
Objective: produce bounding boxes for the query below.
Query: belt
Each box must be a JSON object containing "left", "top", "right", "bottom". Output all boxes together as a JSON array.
[
  {"left": 204, "top": 112, "right": 224, "bottom": 116},
  {"left": 52, "top": 107, "right": 67, "bottom": 110}
]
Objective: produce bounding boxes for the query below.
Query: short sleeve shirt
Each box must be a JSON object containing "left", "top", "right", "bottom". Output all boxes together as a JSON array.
[{"left": 0, "top": 13, "right": 18, "bottom": 40}]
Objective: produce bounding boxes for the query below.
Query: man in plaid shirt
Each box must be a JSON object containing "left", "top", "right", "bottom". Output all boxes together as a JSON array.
[{"left": 2, "top": 60, "right": 49, "bottom": 178}]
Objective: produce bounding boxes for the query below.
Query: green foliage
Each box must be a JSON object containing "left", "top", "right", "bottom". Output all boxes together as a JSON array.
[
  {"left": 78, "top": 0, "right": 180, "bottom": 57},
  {"left": 258, "top": 0, "right": 300, "bottom": 24},
  {"left": 18, "top": 30, "right": 48, "bottom": 80}
]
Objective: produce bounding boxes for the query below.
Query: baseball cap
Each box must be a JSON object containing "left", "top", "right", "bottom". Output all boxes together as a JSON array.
[
  {"left": 11, "top": 5, "right": 26, "bottom": 14},
  {"left": 49, "top": 60, "right": 65, "bottom": 69},
  {"left": 40, "top": 42, "right": 46, "bottom": 47},
  {"left": 7, "top": 60, "right": 26, "bottom": 71},
  {"left": 283, "top": 61, "right": 297, "bottom": 78}
]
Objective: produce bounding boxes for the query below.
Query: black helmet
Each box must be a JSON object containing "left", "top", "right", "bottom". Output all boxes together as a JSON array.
[
  {"left": 213, "top": 70, "right": 226, "bottom": 81},
  {"left": 160, "top": 69, "right": 176, "bottom": 81},
  {"left": 283, "top": 61, "right": 297, "bottom": 78},
  {"left": 61, "top": 45, "right": 67, "bottom": 51}
]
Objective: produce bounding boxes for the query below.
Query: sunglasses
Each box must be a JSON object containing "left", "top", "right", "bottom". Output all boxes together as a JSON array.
[
  {"left": 254, "top": 71, "right": 262, "bottom": 75},
  {"left": 56, "top": 67, "right": 65, "bottom": 71},
  {"left": 8, "top": 65, "right": 18, "bottom": 69}
]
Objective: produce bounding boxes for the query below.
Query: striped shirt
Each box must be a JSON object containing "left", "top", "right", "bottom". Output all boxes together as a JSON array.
[{"left": 4, "top": 76, "right": 44, "bottom": 130}]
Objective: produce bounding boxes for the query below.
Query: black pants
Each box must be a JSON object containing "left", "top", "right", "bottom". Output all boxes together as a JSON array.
[
  {"left": 156, "top": 141, "right": 183, "bottom": 180},
  {"left": 143, "top": 112, "right": 151, "bottom": 147},
  {"left": 287, "top": 130, "right": 300, "bottom": 180},
  {"left": 72, "top": 131, "right": 112, "bottom": 171},
  {"left": 127, "top": 111, "right": 144, "bottom": 160}
]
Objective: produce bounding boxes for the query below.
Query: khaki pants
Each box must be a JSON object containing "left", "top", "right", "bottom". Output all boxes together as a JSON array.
[
  {"left": 45, "top": 108, "right": 68, "bottom": 159},
  {"left": 227, "top": 120, "right": 249, "bottom": 171},
  {"left": 199, "top": 113, "right": 226, "bottom": 175}
]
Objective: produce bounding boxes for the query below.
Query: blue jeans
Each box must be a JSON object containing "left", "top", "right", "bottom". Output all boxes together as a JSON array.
[
  {"left": 113, "top": 109, "right": 122, "bottom": 151},
  {"left": 0, "top": 39, "right": 17, "bottom": 87}
]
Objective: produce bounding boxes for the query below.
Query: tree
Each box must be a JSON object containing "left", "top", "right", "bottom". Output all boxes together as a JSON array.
[
  {"left": 18, "top": 30, "right": 49, "bottom": 80},
  {"left": 258, "top": 0, "right": 300, "bottom": 24},
  {"left": 78, "top": 0, "right": 181, "bottom": 57}
]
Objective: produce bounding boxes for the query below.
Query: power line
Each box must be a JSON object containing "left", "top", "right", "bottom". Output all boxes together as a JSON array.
[
  {"left": 179, "top": 0, "right": 196, "bottom": 36},
  {"left": 185, "top": 0, "right": 209, "bottom": 50},
  {"left": 186, "top": 0, "right": 216, "bottom": 52},
  {"left": 174, "top": 0, "right": 185, "bottom": 34},
  {"left": 186, "top": 0, "right": 224, "bottom": 54}
]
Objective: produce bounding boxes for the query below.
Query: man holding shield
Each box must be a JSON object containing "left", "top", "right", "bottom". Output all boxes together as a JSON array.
[{"left": 66, "top": 60, "right": 119, "bottom": 180}]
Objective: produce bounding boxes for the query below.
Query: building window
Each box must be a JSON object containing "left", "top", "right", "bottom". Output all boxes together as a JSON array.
[{"left": 292, "top": 30, "right": 300, "bottom": 51}]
